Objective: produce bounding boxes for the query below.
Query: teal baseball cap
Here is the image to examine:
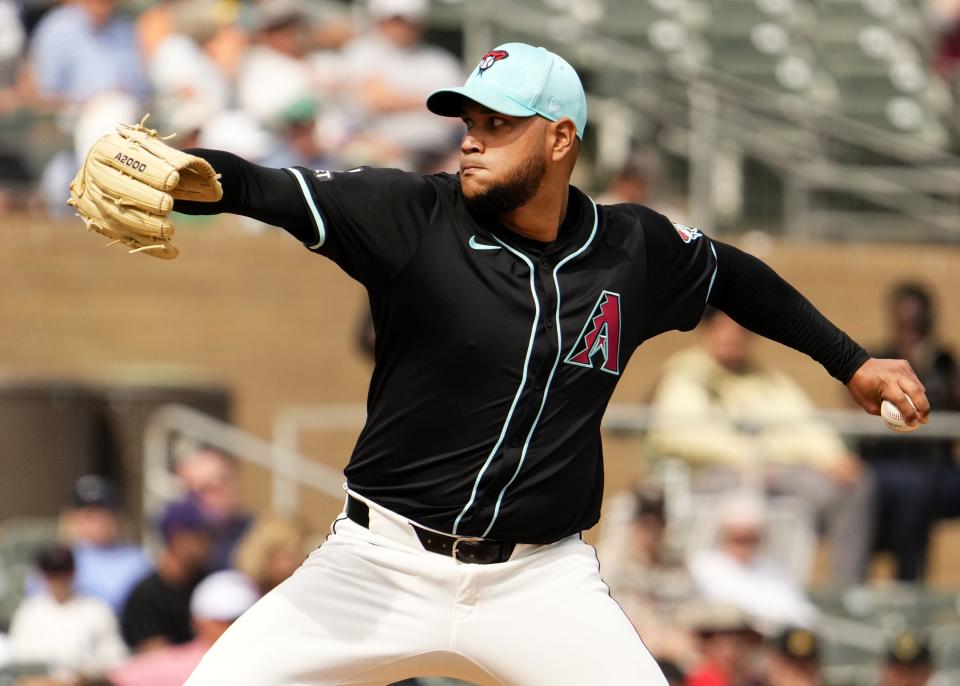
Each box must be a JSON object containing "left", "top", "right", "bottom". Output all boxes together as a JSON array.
[{"left": 426, "top": 42, "right": 587, "bottom": 139}]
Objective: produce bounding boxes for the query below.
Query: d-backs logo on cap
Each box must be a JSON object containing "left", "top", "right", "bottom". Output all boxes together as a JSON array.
[{"left": 477, "top": 50, "right": 508, "bottom": 76}]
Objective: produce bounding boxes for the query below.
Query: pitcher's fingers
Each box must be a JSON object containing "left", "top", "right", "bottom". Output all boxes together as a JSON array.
[{"left": 899, "top": 377, "right": 930, "bottom": 424}]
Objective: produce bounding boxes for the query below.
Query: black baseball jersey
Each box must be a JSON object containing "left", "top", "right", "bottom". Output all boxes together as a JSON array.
[{"left": 285, "top": 166, "right": 717, "bottom": 543}]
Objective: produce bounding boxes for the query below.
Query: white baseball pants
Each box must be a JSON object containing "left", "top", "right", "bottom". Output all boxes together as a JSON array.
[{"left": 184, "top": 494, "right": 666, "bottom": 686}]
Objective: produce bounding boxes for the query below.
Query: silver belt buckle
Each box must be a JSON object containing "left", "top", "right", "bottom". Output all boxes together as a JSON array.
[{"left": 451, "top": 535, "right": 486, "bottom": 560}]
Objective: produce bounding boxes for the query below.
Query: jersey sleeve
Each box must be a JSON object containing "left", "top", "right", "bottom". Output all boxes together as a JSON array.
[
  {"left": 285, "top": 166, "right": 439, "bottom": 288},
  {"left": 637, "top": 207, "right": 718, "bottom": 339}
]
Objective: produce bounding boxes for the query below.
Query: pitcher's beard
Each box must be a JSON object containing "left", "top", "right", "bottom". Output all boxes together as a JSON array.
[{"left": 463, "top": 151, "right": 546, "bottom": 219}]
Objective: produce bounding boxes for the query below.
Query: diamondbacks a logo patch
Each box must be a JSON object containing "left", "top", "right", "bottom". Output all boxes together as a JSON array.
[
  {"left": 565, "top": 291, "right": 622, "bottom": 375},
  {"left": 477, "top": 50, "right": 509, "bottom": 76},
  {"left": 672, "top": 223, "right": 702, "bottom": 243}
]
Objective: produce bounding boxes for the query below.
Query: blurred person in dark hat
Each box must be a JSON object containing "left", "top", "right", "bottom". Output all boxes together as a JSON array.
[
  {"left": 120, "top": 500, "right": 213, "bottom": 653},
  {"left": 683, "top": 604, "right": 763, "bottom": 686},
  {"left": 880, "top": 631, "right": 935, "bottom": 686},
  {"left": 9, "top": 544, "right": 127, "bottom": 682},
  {"left": 752, "top": 628, "right": 821, "bottom": 686},
  {"left": 60, "top": 475, "right": 151, "bottom": 615}
]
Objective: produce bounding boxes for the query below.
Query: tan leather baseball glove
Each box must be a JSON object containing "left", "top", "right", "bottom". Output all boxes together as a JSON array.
[{"left": 68, "top": 115, "right": 222, "bottom": 259}]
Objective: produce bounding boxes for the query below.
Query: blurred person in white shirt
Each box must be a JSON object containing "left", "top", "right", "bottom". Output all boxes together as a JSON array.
[
  {"left": 148, "top": 0, "right": 238, "bottom": 130},
  {"left": 688, "top": 494, "right": 818, "bottom": 631},
  {"left": 237, "top": 0, "right": 317, "bottom": 127},
  {"left": 9, "top": 544, "right": 127, "bottom": 682},
  {"left": 338, "top": 0, "right": 462, "bottom": 169}
]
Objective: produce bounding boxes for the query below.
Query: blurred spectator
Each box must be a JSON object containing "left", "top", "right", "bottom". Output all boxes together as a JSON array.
[
  {"left": 147, "top": 0, "right": 236, "bottom": 132},
  {"left": 259, "top": 97, "right": 335, "bottom": 170},
  {"left": 931, "top": 0, "right": 960, "bottom": 80},
  {"left": 41, "top": 86, "right": 139, "bottom": 216},
  {"left": 136, "top": 0, "right": 176, "bottom": 61},
  {"left": 880, "top": 631, "right": 935, "bottom": 686},
  {"left": 648, "top": 307, "right": 874, "bottom": 585},
  {"left": 598, "top": 485, "right": 699, "bottom": 668},
  {"left": 9, "top": 544, "right": 127, "bottom": 681},
  {"left": 688, "top": 495, "right": 818, "bottom": 630},
  {"left": 59, "top": 475, "right": 151, "bottom": 615},
  {"left": 110, "top": 570, "right": 260, "bottom": 686},
  {"left": 338, "top": 0, "right": 462, "bottom": 169},
  {"left": 120, "top": 500, "right": 212, "bottom": 653},
  {"left": 197, "top": 108, "right": 273, "bottom": 160},
  {"left": 29, "top": 0, "right": 147, "bottom": 216},
  {"left": 176, "top": 449, "right": 253, "bottom": 571},
  {"left": 237, "top": 0, "right": 317, "bottom": 127},
  {"left": 0, "top": 0, "right": 24, "bottom": 110},
  {"left": 0, "top": 631, "right": 9, "bottom": 668},
  {"left": 683, "top": 604, "right": 762, "bottom": 686},
  {"left": 861, "top": 282, "right": 960, "bottom": 580},
  {"left": 28, "top": 0, "right": 148, "bottom": 104},
  {"left": 232, "top": 514, "right": 310, "bottom": 594},
  {"left": 597, "top": 160, "right": 653, "bottom": 205},
  {"left": 754, "top": 628, "right": 820, "bottom": 686}
]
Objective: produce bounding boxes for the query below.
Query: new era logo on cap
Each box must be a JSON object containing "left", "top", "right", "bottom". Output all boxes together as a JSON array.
[{"left": 426, "top": 42, "right": 588, "bottom": 139}]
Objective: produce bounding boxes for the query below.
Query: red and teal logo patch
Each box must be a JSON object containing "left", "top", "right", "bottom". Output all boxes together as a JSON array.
[
  {"left": 565, "top": 290, "right": 622, "bottom": 375},
  {"left": 477, "top": 50, "right": 509, "bottom": 76}
]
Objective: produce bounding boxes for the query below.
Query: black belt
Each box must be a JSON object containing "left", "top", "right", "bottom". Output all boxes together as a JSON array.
[{"left": 346, "top": 495, "right": 516, "bottom": 565}]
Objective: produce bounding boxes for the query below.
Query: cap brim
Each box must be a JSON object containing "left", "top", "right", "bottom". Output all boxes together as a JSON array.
[{"left": 426, "top": 85, "right": 537, "bottom": 120}]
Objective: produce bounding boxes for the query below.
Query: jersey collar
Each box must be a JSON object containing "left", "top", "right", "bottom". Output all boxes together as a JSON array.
[{"left": 466, "top": 185, "right": 597, "bottom": 262}]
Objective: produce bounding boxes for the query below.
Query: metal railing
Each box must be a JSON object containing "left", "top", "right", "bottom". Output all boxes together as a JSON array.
[
  {"left": 143, "top": 402, "right": 960, "bottom": 525},
  {"left": 141, "top": 404, "right": 346, "bottom": 545}
]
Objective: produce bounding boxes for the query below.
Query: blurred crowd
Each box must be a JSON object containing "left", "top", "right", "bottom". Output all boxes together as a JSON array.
[
  {"left": 596, "top": 279, "right": 959, "bottom": 685},
  {"left": 0, "top": 451, "right": 317, "bottom": 686},
  {"left": 0, "top": 0, "right": 465, "bottom": 215},
  {"left": 0, "top": 280, "right": 952, "bottom": 685},
  {"left": 0, "top": 0, "right": 959, "bottom": 218}
]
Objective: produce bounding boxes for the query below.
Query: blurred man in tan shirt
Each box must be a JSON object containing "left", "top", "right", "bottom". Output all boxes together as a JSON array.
[{"left": 648, "top": 308, "right": 874, "bottom": 585}]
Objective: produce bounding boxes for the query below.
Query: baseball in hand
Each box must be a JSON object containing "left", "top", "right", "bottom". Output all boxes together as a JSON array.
[{"left": 880, "top": 398, "right": 919, "bottom": 433}]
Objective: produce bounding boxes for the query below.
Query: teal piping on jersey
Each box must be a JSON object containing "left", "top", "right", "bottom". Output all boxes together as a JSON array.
[
  {"left": 452, "top": 243, "right": 541, "bottom": 535},
  {"left": 706, "top": 241, "right": 718, "bottom": 302},
  {"left": 481, "top": 200, "right": 600, "bottom": 537},
  {"left": 287, "top": 168, "right": 327, "bottom": 249}
]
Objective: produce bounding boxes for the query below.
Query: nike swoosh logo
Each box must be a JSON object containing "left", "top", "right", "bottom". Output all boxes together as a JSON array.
[{"left": 469, "top": 235, "right": 501, "bottom": 251}]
